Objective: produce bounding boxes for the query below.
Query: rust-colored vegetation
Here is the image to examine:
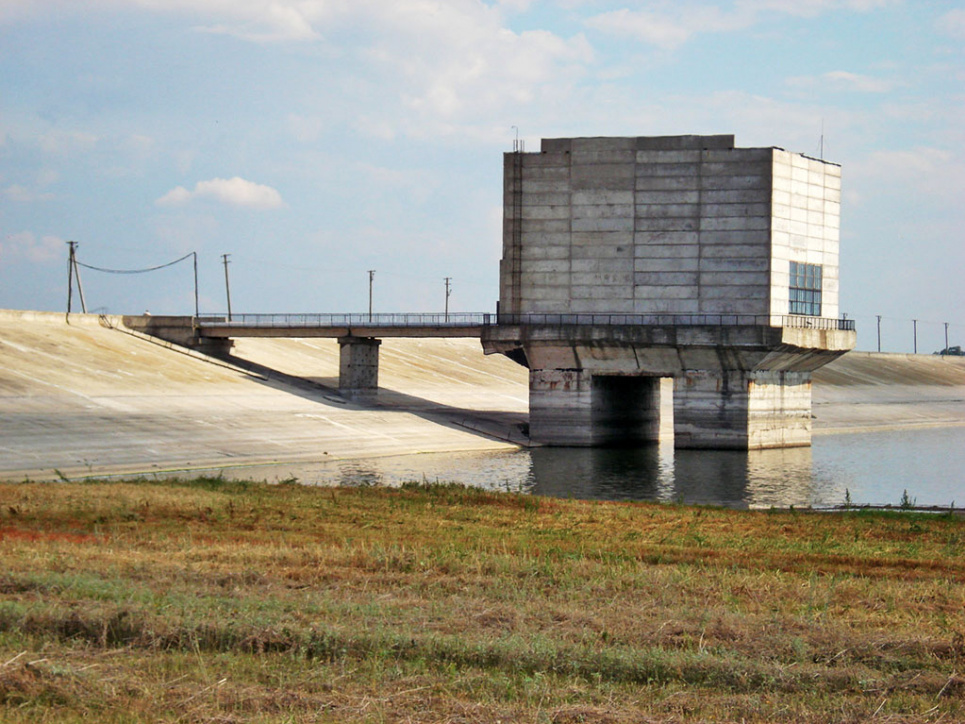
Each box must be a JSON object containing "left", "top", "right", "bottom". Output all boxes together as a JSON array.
[{"left": 0, "top": 478, "right": 963, "bottom": 723}]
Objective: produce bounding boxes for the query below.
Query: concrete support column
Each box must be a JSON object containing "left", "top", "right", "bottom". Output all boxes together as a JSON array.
[
  {"left": 530, "top": 369, "right": 593, "bottom": 445},
  {"left": 338, "top": 336, "right": 381, "bottom": 400},
  {"left": 529, "top": 370, "right": 662, "bottom": 446},
  {"left": 193, "top": 337, "right": 234, "bottom": 357},
  {"left": 673, "top": 370, "right": 813, "bottom": 449},
  {"left": 746, "top": 370, "right": 813, "bottom": 449}
]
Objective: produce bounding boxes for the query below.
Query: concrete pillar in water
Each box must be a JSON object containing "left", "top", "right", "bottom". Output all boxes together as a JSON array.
[
  {"left": 338, "top": 336, "right": 381, "bottom": 400},
  {"left": 529, "top": 369, "right": 662, "bottom": 446},
  {"left": 673, "top": 370, "right": 813, "bottom": 450}
]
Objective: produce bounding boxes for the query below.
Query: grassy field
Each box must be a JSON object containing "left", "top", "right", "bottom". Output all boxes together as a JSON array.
[{"left": 0, "top": 477, "right": 963, "bottom": 723}]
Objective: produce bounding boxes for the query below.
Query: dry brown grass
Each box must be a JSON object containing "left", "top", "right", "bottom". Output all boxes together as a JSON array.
[{"left": 0, "top": 477, "right": 963, "bottom": 722}]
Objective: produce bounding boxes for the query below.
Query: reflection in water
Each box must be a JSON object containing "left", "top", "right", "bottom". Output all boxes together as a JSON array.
[
  {"left": 529, "top": 444, "right": 673, "bottom": 501},
  {"left": 531, "top": 444, "right": 836, "bottom": 509},
  {"left": 207, "top": 427, "right": 964, "bottom": 509},
  {"left": 673, "top": 446, "right": 830, "bottom": 508}
]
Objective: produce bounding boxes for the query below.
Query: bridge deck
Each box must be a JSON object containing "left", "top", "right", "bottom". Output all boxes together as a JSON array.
[
  {"left": 197, "top": 314, "right": 490, "bottom": 339},
  {"left": 196, "top": 313, "right": 854, "bottom": 339},
  {"left": 200, "top": 324, "right": 485, "bottom": 339}
]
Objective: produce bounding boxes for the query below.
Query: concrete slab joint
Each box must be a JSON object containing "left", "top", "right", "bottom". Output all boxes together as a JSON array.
[{"left": 492, "top": 133, "right": 856, "bottom": 450}]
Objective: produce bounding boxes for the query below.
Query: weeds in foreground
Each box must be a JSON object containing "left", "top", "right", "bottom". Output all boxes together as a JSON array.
[{"left": 0, "top": 477, "right": 963, "bottom": 723}]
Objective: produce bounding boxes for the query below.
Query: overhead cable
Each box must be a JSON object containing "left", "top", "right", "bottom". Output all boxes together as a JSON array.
[{"left": 75, "top": 252, "right": 195, "bottom": 275}]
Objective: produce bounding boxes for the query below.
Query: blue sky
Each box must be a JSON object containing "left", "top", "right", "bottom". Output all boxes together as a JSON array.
[{"left": 1, "top": 0, "right": 962, "bottom": 353}]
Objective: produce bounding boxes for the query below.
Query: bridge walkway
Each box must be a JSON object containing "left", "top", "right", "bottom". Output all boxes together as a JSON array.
[{"left": 195, "top": 312, "right": 854, "bottom": 339}]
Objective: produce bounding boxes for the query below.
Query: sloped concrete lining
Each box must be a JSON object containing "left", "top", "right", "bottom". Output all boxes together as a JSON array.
[
  {"left": 0, "top": 309, "right": 962, "bottom": 482},
  {"left": 812, "top": 351, "right": 965, "bottom": 433},
  {"left": 0, "top": 311, "right": 528, "bottom": 482}
]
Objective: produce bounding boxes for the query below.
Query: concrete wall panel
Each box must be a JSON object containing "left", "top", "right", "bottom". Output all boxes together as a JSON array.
[
  {"left": 502, "top": 134, "right": 842, "bottom": 341},
  {"left": 635, "top": 163, "right": 701, "bottom": 177},
  {"left": 635, "top": 217, "right": 700, "bottom": 232},
  {"left": 571, "top": 217, "right": 634, "bottom": 232},
  {"left": 635, "top": 149, "right": 702, "bottom": 163},
  {"left": 636, "top": 257, "right": 700, "bottom": 272}
]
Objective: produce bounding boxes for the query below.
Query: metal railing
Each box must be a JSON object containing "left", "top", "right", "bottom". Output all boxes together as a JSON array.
[
  {"left": 197, "top": 312, "right": 854, "bottom": 332},
  {"left": 197, "top": 313, "right": 491, "bottom": 328},
  {"left": 492, "top": 313, "right": 855, "bottom": 331}
]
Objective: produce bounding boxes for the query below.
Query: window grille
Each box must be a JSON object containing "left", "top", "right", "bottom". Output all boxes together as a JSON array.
[{"left": 789, "top": 262, "right": 822, "bottom": 316}]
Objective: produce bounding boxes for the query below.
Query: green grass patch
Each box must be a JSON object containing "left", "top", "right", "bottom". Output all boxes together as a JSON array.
[{"left": 1, "top": 478, "right": 963, "bottom": 722}]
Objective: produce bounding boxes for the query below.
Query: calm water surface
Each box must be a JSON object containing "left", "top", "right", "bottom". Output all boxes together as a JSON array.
[{"left": 220, "top": 426, "right": 965, "bottom": 509}]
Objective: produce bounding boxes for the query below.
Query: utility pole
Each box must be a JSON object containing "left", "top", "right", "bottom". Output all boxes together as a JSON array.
[
  {"left": 66, "top": 242, "right": 75, "bottom": 315},
  {"left": 66, "top": 241, "right": 87, "bottom": 314},
  {"left": 913, "top": 319, "right": 918, "bottom": 355},
  {"left": 444, "top": 277, "right": 451, "bottom": 321},
  {"left": 222, "top": 253, "right": 232, "bottom": 321},
  {"left": 192, "top": 252, "right": 199, "bottom": 319},
  {"left": 367, "top": 270, "right": 375, "bottom": 320},
  {"left": 877, "top": 315, "right": 882, "bottom": 353},
  {"left": 945, "top": 322, "right": 950, "bottom": 354}
]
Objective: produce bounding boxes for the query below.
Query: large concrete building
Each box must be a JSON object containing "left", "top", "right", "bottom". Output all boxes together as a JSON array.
[{"left": 482, "top": 134, "right": 856, "bottom": 449}]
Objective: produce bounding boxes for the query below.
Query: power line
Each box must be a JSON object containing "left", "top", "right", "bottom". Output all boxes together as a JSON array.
[
  {"left": 68, "top": 246, "right": 199, "bottom": 317},
  {"left": 75, "top": 252, "right": 196, "bottom": 275}
]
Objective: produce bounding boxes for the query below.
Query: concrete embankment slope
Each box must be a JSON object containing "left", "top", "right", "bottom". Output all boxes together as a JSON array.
[
  {"left": 812, "top": 351, "right": 965, "bottom": 433},
  {"left": 0, "top": 311, "right": 528, "bottom": 482},
  {"left": 1, "top": 310, "right": 962, "bottom": 481}
]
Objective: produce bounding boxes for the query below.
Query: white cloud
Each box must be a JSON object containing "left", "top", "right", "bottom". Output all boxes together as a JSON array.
[
  {"left": 3, "top": 184, "right": 55, "bottom": 202},
  {"left": 122, "top": 133, "right": 156, "bottom": 157},
  {"left": 3, "top": 0, "right": 590, "bottom": 137},
  {"left": 586, "top": 0, "right": 898, "bottom": 48},
  {"left": 352, "top": 2, "right": 592, "bottom": 133},
  {"left": 197, "top": 4, "right": 320, "bottom": 42},
  {"left": 739, "top": 0, "right": 898, "bottom": 16},
  {"left": 0, "top": 231, "right": 63, "bottom": 263},
  {"left": 355, "top": 162, "right": 438, "bottom": 204},
  {"left": 0, "top": 0, "right": 330, "bottom": 41},
  {"left": 787, "top": 70, "right": 896, "bottom": 93},
  {"left": 38, "top": 129, "right": 98, "bottom": 155},
  {"left": 286, "top": 113, "right": 325, "bottom": 143},
  {"left": 850, "top": 147, "right": 962, "bottom": 202},
  {"left": 155, "top": 177, "right": 285, "bottom": 209},
  {"left": 937, "top": 9, "right": 965, "bottom": 40},
  {"left": 586, "top": 5, "right": 751, "bottom": 50}
]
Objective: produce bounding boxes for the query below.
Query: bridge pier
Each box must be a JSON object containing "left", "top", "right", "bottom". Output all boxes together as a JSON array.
[
  {"left": 528, "top": 366, "right": 814, "bottom": 450},
  {"left": 338, "top": 336, "right": 381, "bottom": 400},
  {"left": 483, "top": 322, "right": 853, "bottom": 450},
  {"left": 673, "top": 369, "right": 812, "bottom": 449}
]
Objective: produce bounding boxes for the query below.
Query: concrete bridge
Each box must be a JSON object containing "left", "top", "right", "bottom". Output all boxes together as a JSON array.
[{"left": 125, "top": 310, "right": 854, "bottom": 450}]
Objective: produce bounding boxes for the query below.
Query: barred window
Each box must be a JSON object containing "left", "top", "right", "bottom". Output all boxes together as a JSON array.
[{"left": 789, "top": 262, "right": 822, "bottom": 316}]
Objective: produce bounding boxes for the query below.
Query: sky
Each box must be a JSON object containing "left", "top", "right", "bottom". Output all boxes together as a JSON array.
[{"left": 1, "top": 0, "right": 963, "bottom": 353}]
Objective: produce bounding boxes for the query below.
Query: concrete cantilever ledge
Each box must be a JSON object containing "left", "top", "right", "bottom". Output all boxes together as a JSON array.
[{"left": 483, "top": 322, "right": 854, "bottom": 449}]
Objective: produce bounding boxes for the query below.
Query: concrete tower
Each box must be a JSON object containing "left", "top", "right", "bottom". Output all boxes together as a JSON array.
[{"left": 482, "top": 135, "right": 856, "bottom": 449}]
